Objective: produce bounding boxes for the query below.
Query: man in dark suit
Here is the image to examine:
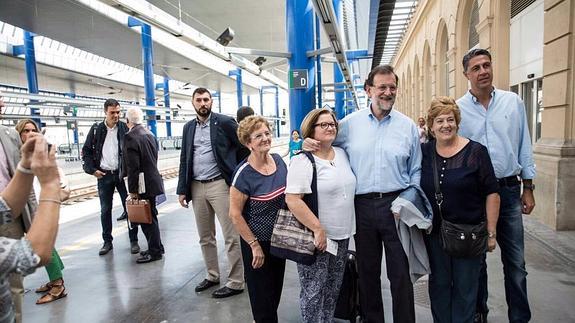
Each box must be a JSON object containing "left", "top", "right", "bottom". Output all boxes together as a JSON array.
[
  {"left": 123, "top": 107, "right": 164, "bottom": 264},
  {"left": 177, "top": 87, "right": 247, "bottom": 298},
  {"left": 82, "top": 99, "right": 139, "bottom": 256}
]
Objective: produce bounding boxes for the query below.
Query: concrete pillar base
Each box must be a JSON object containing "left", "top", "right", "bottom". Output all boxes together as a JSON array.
[{"left": 533, "top": 141, "right": 575, "bottom": 230}]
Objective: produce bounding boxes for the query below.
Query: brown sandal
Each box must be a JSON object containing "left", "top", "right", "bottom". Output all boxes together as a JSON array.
[
  {"left": 36, "top": 279, "right": 67, "bottom": 304},
  {"left": 35, "top": 281, "right": 53, "bottom": 293}
]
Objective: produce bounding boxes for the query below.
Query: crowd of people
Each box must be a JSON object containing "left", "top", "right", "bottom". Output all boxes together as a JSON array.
[{"left": 0, "top": 47, "right": 535, "bottom": 323}]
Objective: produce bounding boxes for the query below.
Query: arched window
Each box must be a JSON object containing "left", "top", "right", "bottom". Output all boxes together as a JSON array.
[
  {"left": 436, "top": 23, "right": 449, "bottom": 96},
  {"left": 468, "top": 0, "right": 480, "bottom": 49},
  {"left": 414, "top": 57, "right": 420, "bottom": 117}
]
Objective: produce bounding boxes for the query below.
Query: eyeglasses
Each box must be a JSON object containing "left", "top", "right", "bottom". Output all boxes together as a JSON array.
[
  {"left": 251, "top": 131, "right": 272, "bottom": 141},
  {"left": 314, "top": 122, "right": 337, "bottom": 130}
]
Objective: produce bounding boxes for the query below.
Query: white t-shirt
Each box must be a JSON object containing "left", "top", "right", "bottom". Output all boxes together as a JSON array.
[{"left": 285, "top": 147, "right": 356, "bottom": 239}]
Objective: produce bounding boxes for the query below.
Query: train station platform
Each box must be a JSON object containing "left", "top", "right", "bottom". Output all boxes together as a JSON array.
[{"left": 21, "top": 175, "right": 575, "bottom": 322}]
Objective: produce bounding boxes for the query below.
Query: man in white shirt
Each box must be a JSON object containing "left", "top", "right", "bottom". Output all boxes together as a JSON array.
[{"left": 82, "top": 99, "right": 140, "bottom": 256}]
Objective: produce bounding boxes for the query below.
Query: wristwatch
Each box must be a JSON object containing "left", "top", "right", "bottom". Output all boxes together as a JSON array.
[
  {"left": 523, "top": 184, "right": 535, "bottom": 191},
  {"left": 488, "top": 231, "right": 496, "bottom": 239}
]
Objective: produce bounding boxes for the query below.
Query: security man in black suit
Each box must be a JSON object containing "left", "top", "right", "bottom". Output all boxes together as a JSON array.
[
  {"left": 176, "top": 87, "right": 248, "bottom": 298},
  {"left": 82, "top": 99, "right": 139, "bottom": 256},
  {"left": 123, "top": 107, "right": 164, "bottom": 263}
]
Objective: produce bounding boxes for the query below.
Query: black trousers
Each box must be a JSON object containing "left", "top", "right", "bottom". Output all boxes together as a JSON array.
[
  {"left": 354, "top": 193, "right": 415, "bottom": 323},
  {"left": 240, "top": 240, "right": 285, "bottom": 323},
  {"left": 139, "top": 197, "right": 163, "bottom": 257},
  {"left": 97, "top": 172, "right": 138, "bottom": 243}
]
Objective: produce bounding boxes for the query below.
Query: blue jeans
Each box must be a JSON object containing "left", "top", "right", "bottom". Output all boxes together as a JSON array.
[
  {"left": 426, "top": 233, "right": 482, "bottom": 323},
  {"left": 477, "top": 184, "right": 531, "bottom": 322},
  {"left": 97, "top": 172, "right": 138, "bottom": 243}
]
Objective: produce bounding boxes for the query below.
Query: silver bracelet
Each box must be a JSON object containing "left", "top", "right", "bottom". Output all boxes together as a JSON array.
[{"left": 16, "top": 162, "right": 33, "bottom": 175}]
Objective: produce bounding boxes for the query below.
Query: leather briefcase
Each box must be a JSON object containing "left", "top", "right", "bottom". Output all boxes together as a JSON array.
[{"left": 126, "top": 199, "right": 152, "bottom": 224}]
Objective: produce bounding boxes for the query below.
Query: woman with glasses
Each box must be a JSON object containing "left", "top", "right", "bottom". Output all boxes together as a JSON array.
[
  {"left": 229, "top": 116, "right": 287, "bottom": 322},
  {"left": 285, "top": 108, "right": 356, "bottom": 322},
  {"left": 15, "top": 119, "right": 68, "bottom": 305}
]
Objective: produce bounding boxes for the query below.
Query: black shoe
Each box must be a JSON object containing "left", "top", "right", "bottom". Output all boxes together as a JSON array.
[
  {"left": 98, "top": 242, "right": 113, "bottom": 256},
  {"left": 140, "top": 249, "right": 165, "bottom": 256},
  {"left": 130, "top": 242, "right": 140, "bottom": 254},
  {"left": 116, "top": 212, "right": 128, "bottom": 221},
  {"left": 195, "top": 279, "right": 219, "bottom": 292},
  {"left": 211, "top": 286, "right": 243, "bottom": 298},
  {"left": 136, "top": 254, "right": 162, "bottom": 264}
]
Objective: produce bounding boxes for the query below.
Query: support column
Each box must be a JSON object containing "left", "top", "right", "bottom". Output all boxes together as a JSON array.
[
  {"left": 23, "top": 31, "right": 41, "bottom": 128},
  {"left": 315, "top": 16, "right": 323, "bottom": 109},
  {"left": 163, "top": 77, "right": 172, "bottom": 137},
  {"left": 287, "top": 0, "right": 316, "bottom": 132},
  {"left": 259, "top": 88, "right": 264, "bottom": 115},
  {"left": 212, "top": 91, "right": 222, "bottom": 113},
  {"left": 532, "top": 0, "right": 575, "bottom": 230},
  {"left": 128, "top": 17, "right": 157, "bottom": 136},
  {"left": 229, "top": 68, "right": 243, "bottom": 107},
  {"left": 333, "top": 0, "right": 344, "bottom": 119},
  {"left": 274, "top": 86, "right": 280, "bottom": 137}
]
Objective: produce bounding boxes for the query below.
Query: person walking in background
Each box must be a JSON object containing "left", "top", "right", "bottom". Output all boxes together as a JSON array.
[
  {"left": 236, "top": 106, "right": 255, "bottom": 162},
  {"left": 286, "top": 108, "right": 356, "bottom": 322},
  {"left": 15, "top": 119, "right": 67, "bottom": 304},
  {"left": 229, "top": 116, "right": 287, "bottom": 322},
  {"left": 177, "top": 87, "right": 247, "bottom": 298},
  {"left": 82, "top": 99, "right": 140, "bottom": 256},
  {"left": 418, "top": 117, "right": 429, "bottom": 143},
  {"left": 123, "top": 107, "right": 165, "bottom": 264},
  {"left": 288, "top": 130, "right": 303, "bottom": 158},
  {"left": 0, "top": 93, "right": 38, "bottom": 322},
  {"left": 420, "top": 97, "right": 500, "bottom": 323},
  {"left": 457, "top": 48, "right": 536, "bottom": 323}
]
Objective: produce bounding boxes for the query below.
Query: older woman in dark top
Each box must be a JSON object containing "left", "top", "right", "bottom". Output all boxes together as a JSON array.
[
  {"left": 420, "top": 97, "right": 500, "bottom": 323},
  {"left": 229, "top": 116, "right": 286, "bottom": 323}
]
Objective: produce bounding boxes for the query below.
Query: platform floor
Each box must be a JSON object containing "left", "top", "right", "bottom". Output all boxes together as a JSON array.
[{"left": 22, "top": 178, "right": 575, "bottom": 322}]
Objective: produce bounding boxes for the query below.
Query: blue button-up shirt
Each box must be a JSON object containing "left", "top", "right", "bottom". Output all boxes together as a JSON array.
[
  {"left": 457, "top": 88, "right": 536, "bottom": 179},
  {"left": 334, "top": 107, "right": 422, "bottom": 194}
]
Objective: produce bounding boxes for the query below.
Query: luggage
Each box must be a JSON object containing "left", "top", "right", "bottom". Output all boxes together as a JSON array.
[{"left": 335, "top": 250, "right": 361, "bottom": 322}]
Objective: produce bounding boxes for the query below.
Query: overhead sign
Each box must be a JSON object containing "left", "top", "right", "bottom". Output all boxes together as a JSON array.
[{"left": 289, "top": 69, "right": 308, "bottom": 89}]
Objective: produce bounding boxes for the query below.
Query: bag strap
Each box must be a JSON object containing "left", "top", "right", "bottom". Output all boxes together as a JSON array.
[
  {"left": 300, "top": 151, "right": 319, "bottom": 219},
  {"left": 431, "top": 143, "right": 445, "bottom": 221}
]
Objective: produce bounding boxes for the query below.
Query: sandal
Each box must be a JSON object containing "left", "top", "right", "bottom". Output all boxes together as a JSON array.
[
  {"left": 36, "top": 279, "right": 67, "bottom": 304},
  {"left": 35, "top": 281, "right": 53, "bottom": 293}
]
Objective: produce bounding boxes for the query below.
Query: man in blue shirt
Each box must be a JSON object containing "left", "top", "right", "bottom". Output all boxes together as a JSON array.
[
  {"left": 457, "top": 48, "right": 535, "bottom": 323},
  {"left": 305, "top": 65, "right": 421, "bottom": 322}
]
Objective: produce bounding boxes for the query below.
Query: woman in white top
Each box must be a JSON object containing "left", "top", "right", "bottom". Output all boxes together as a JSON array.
[{"left": 285, "top": 108, "right": 356, "bottom": 322}]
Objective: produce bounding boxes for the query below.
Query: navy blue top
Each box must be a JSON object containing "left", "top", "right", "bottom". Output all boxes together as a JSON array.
[
  {"left": 231, "top": 154, "right": 287, "bottom": 241},
  {"left": 421, "top": 139, "right": 498, "bottom": 229}
]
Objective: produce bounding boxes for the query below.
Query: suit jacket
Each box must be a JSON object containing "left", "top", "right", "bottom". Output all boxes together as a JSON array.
[
  {"left": 0, "top": 125, "right": 36, "bottom": 232},
  {"left": 81, "top": 120, "right": 128, "bottom": 179},
  {"left": 176, "top": 112, "right": 248, "bottom": 202},
  {"left": 122, "top": 124, "right": 164, "bottom": 198}
]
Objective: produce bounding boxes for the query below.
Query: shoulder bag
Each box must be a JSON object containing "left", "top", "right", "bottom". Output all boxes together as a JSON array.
[
  {"left": 270, "top": 151, "right": 318, "bottom": 265},
  {"left": 431, "top": 145, "right": 487, "bottom": 258}
]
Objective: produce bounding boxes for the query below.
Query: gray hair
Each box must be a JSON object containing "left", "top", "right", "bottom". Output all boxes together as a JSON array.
[{"left": 126, "top": 107, "right": 144, "bottom": 125}]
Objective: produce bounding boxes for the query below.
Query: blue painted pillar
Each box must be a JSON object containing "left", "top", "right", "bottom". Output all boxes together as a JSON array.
[
  {"left": 246, "top": 95, "right": 251, "bottom": 107},
  {"left": 274, "top": 86, "right": 280, "bottom": 137},
  {"left": 65, "top": 93, "right": 79, "bottom": 145},
  {"left": 212, "top": 91, "right": 222, "bottom": 113},
  {"left": 286, "top": 0, "right": 315, "bottom": 132},
  {"left": 229, "top": 68, "right": 243, "bottom": 107},
  {"left": 23, "top": 31, "right": 41, "bottom": 128},
  {"left": 332, "top": 0, "right": 344, "bottom": 120},
  {"left": 129, "top": 17, "right": 157, "bottom": 136},
  {"left": 259, "top": 88, "right": 264, "bottom": 115},
  {"left": 315, "top": 16, "right": 322, "bottom": 110},
  {"left": 163, "top": 77, "right": 172, "bottom": 137}
]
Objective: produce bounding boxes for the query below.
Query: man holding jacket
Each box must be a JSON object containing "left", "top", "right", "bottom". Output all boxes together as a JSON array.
[{"left": 82, "top": 99, "right": 139, "bottom": 256}]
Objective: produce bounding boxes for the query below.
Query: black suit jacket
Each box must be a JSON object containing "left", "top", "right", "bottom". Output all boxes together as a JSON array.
[
  {"left": 82, "top": 120, "right": 128, "bottom": 179},
  {"left": 176, "top": 112, "right": 248, "bottom": 202},
  {"left": 122, "top": 124, "right": 164, "bottom": 198}
]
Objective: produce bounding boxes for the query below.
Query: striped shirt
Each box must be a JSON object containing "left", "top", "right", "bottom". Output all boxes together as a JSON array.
[{"left": 231, "top": 154, "right": 287, "bottom": 241}]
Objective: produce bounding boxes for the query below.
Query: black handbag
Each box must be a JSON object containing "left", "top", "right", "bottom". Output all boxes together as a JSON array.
[
  {"left": 431, "top": 145, "right": 487, "bottom": 258},
  {"left": 270, "top": 151, "right": 319, "bottom": 265},
  {"left": 334, "top": 251, "right": 361, "bottom": 322}
]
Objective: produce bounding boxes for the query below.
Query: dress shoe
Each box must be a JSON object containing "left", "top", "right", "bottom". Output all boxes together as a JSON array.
[
  {"left": 140, "top": 249, "right": 165, "bottom": 256},
  {"left": 136, "top": 254, "right": 162, "bottom": 264},
  {"left": 194, "top": 279, "right": 219, "bottom": 292},
  {"left": 211, "top": 286, "right": 243, "bottom": 299},
  {"left": 98, "top": 242, "right": 113, "bottom": 255},
  {"left": 116, "top": 212, "right": 128, "bottom": 221},
  {"left": 130, "top": 242, "right": 140, "bottom": 254}
]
